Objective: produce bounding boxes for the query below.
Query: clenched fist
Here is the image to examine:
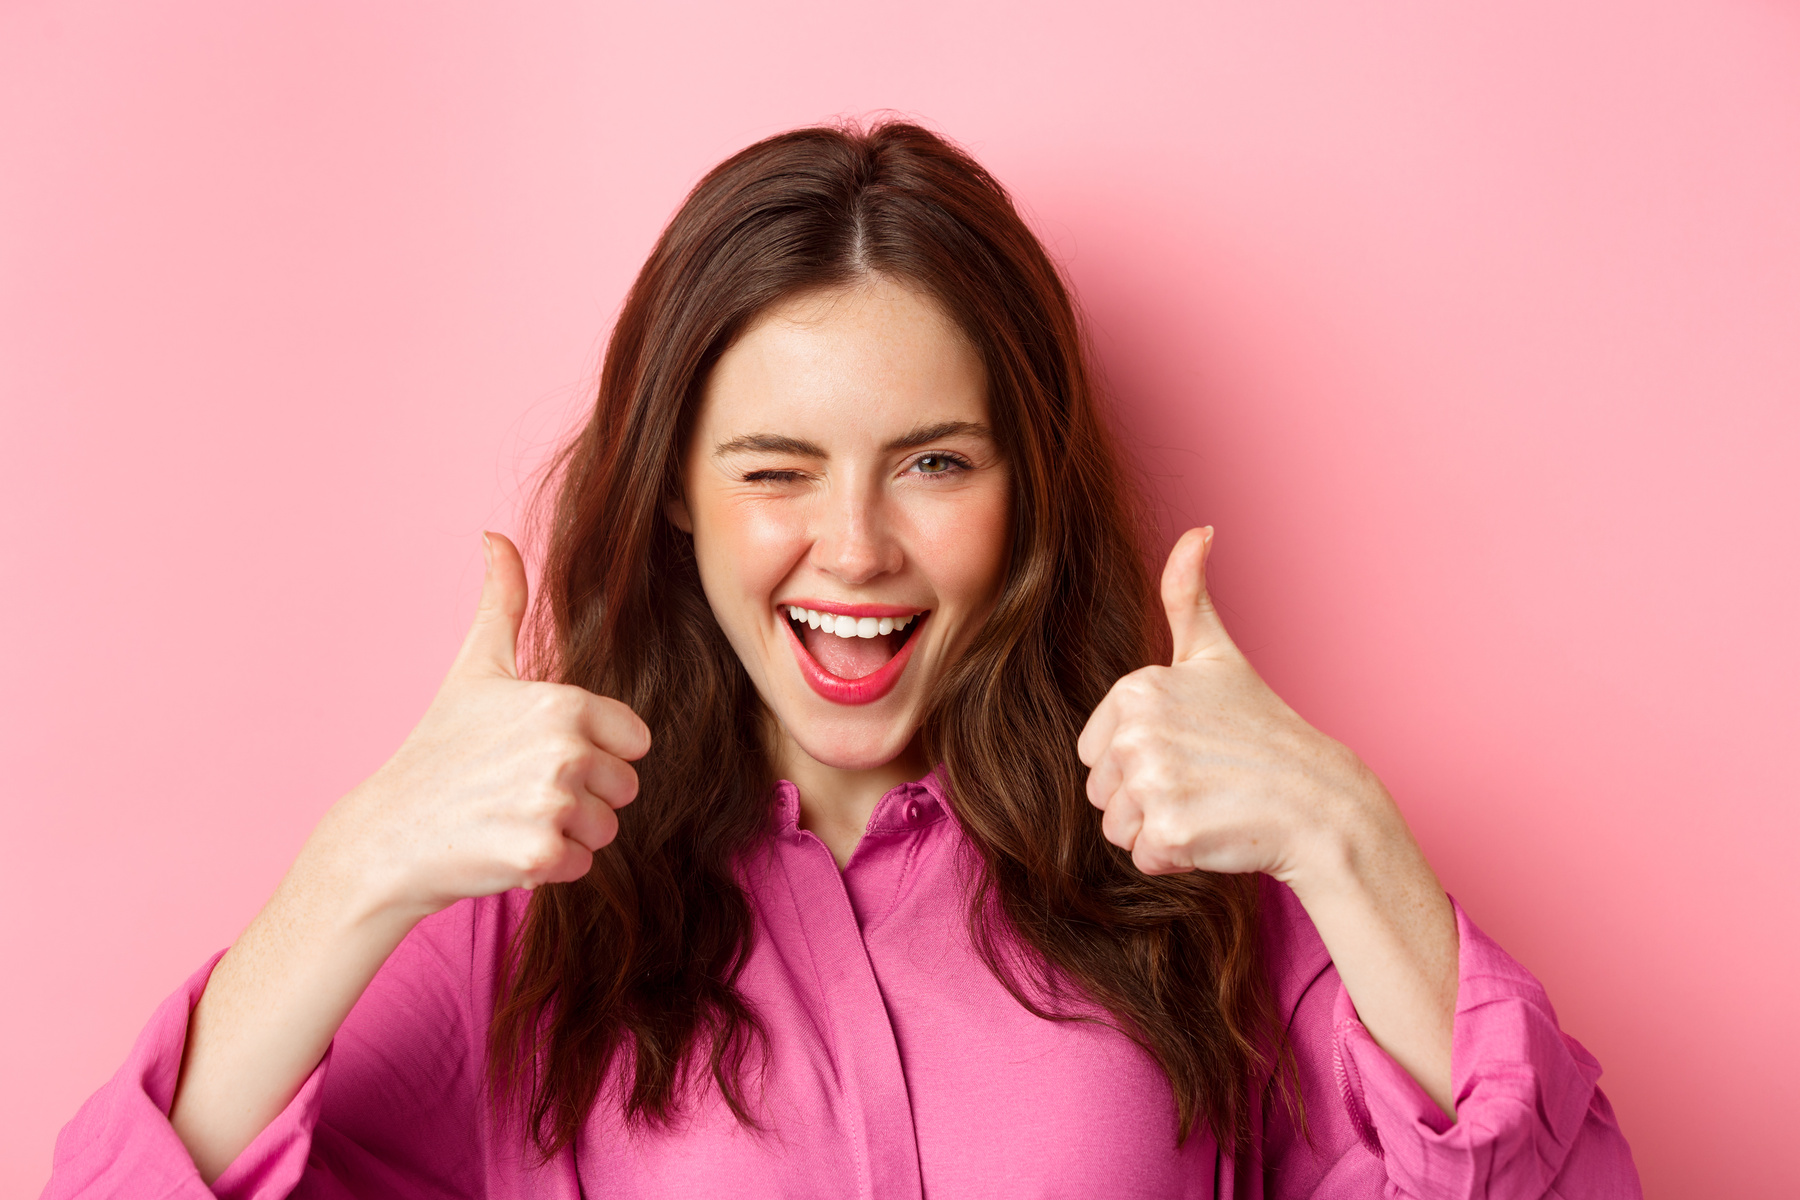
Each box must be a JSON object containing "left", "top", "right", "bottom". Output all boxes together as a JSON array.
[
  {"left": 1078, "top": 527, "right": 1397, "bottom": 885},
  {"left": 319, "top": 532, "right": 650, "bottom": 915}
]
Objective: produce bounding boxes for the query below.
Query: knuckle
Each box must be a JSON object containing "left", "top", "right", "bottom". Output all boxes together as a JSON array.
[
  {"left": 1112, "top": 671, "right": 1169, "bottom": 713},
  {"left": 1123, "top": 784, "right": 1166, "bottom": 820},
  {"left": 559, "top": 687, "right": 596, "bottom": 722},
  {"left": 546, "top": 733, "right": 591, "bottom": 770},
  {"left": 1128, "top": 665, "right": 1173, "bottom": 695},
  {"left": 1140, "top": 806, "right": 1184, "bottom": 847},
  {"left": 1141, "top": 755, "right": 1180, "bottom": 792},
  {"left": 529, "top": 781, "right": 576, "bottom": 822},
  {"left": 1111, "top": 725, "right": 1160, "bottom": 759},
  {"left": 533, "top": 684, "right": 585, "bottom": 722},
  {"left": 516, "top": 832, "right": 566, "bottom": 877},
  {"left": 1112, "top": 673, "right": 1151, "bottom": 705}
]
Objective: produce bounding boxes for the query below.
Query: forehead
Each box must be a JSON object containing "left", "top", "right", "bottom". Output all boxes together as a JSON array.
[{"left": 698, "top": 278, "right": 988, "bottom": 434}]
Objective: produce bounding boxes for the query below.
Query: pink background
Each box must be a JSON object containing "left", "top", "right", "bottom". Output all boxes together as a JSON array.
[{"left": 3, "top": 2, "right": 1796, "bottom": 1195}]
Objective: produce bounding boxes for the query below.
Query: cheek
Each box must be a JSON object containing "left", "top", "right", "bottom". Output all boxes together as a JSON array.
[
  {"left": 912, "top": 482, "right": 1012, "bottom": 612},
  {"left": 693, "top": 496, "right": 810, "bottom": 610}
]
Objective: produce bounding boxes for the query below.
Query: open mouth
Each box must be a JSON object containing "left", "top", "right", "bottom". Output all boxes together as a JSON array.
[{"left": 780, "top": 603, "right": 929, "bottom": 705}]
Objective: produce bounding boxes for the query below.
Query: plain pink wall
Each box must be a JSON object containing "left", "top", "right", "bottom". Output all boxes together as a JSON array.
[{"left": 3, "top": 2, "right": 1796, "bottom": 1195}]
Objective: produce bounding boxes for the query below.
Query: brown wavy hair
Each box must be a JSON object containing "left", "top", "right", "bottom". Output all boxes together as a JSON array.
[{"left": 488, "top": 119, "right": 1283, "bottom": 1157}]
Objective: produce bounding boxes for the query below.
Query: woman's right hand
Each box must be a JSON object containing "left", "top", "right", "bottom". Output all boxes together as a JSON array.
[
  {"left": 317, "top": 531, "right": 650, "bottom": 918},
  {"left": 170, "top": 532, "right": 646, "bottom": 1181}
]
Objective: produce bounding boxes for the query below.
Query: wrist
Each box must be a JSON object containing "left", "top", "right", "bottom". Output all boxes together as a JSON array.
[
  {"left": 298, "top": 787, "right": 439, "bottom": 934},
  {"left": 1277, "top": 761, "right": 1409, "bottom": 904}
]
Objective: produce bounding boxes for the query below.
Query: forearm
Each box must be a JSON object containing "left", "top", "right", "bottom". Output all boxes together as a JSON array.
[
  {"left": 159, "top": 533, "right": 637, "bottom": 1182},
  {"left": 1285, "top": 783, "right": 1459, "bottom": 1116},
  {"left": 168, "top": 817, "right": 427, "bottom": 1182}
]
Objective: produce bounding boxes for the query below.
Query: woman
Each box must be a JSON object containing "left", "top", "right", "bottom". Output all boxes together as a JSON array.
[{"left": 45, "top": 121, "right": 1639, "bottom": 1199}]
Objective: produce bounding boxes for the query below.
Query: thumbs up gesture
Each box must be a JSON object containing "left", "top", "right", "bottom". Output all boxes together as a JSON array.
[
  {"left": 1077, "top": 528, "right": 1390, "bottom": 883},
  {"left": 320, "top": 533, "right": 650, "bottom": 915}
]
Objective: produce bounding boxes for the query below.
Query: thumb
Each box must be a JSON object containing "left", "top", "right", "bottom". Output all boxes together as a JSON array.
[
  {"left": 455, "top": 532, "right": 527, "bottom": 678},
  {"left": 1161, "top": 526, "right": 1233, "bottom": 665}
]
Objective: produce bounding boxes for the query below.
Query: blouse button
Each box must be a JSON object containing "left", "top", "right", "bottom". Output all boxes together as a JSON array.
[{"left": 905, "top": 801, "right": 921, "bottom": 822}]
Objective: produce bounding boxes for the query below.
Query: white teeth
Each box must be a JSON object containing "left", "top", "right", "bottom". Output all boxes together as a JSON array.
[{"left": 784, "top": 606, "right": 925, "bottom": 634}]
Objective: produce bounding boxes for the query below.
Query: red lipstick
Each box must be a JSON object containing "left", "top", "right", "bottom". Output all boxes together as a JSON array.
[{"left": 777, "top": 598, "right": 922, "bottom": 619}]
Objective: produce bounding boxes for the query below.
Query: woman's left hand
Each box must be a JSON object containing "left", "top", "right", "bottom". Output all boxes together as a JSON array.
[
  {"left": 1078, "top": 526, "right": 1460, "bottom": 1115},
  {"left": 1077, "top": 526, "right": 1399, "bottom": 884}
]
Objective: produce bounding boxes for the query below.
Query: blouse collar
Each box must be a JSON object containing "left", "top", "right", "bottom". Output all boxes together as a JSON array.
[{"left": 770, "top": 764, "right": 949, "bottom": 837}]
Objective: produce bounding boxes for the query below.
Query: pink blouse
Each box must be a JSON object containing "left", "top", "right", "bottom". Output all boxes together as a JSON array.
[{"left": 44, "top": 773, "right": 1640, "bottom": 1198}]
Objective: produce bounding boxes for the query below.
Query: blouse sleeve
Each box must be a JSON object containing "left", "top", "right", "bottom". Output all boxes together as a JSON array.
[
  {"left": 41, "top": 896, "right": 525, "bottom": 1200},
  {"left": 1258, "top": 894, "right": 1642, "bottom": 1199}
]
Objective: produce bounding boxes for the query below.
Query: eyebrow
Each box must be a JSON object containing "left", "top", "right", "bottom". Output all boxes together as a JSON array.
[{"left": 712, "top": 421, "right": 992, "bottom": 459}]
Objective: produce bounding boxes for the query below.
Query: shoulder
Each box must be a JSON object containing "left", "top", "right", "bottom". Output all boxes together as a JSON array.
[{"left": 1256, "top": 873, "right": 1334, "bottom": 1023}]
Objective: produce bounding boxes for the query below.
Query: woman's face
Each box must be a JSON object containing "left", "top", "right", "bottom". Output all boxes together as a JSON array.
[{"left": 672, "top": 276, "right": 1011, "bottom": 773}]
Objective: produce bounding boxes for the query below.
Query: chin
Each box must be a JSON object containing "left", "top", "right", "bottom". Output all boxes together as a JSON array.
[{"left": 783, "top": 710, "right": 920, "bottom": 773}]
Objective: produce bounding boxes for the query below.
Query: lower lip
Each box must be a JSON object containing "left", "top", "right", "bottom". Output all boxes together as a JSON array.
[{"left": 782, "top": 614, "right": 926, "bottom": 706}]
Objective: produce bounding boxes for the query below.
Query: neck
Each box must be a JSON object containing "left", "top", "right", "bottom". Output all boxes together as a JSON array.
[{"left": 771, "top": 726, "right": 930, "bottom": 869}]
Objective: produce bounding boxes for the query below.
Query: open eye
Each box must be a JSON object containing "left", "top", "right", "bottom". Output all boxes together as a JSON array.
[{"left": 909, "top": 452, "right": 972, "bottom": 476}]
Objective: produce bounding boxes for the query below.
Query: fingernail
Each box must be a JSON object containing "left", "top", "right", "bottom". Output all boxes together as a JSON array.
[{"left": 482, "top": 532, "right": 493, "bottom": 569}]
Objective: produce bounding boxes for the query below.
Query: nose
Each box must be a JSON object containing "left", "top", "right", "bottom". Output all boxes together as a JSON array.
[{"left": 810, "top": 478, "right": 903, "bottom": 585}]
